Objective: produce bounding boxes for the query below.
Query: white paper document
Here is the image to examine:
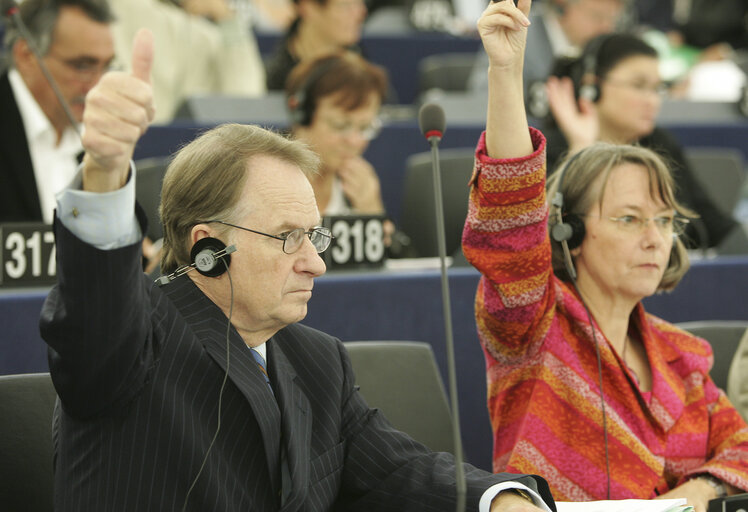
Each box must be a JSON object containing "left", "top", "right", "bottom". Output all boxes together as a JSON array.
[{"left": 556, "top": 498, "right": 692, "bottom": 512}]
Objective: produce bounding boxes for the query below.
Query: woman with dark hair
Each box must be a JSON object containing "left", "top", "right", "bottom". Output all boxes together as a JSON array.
[
  {"left": 285, "top": 51, "right": 388, "bottom": 215},
  {"left": 265, "top": 0, "right": 367, "bottom": 91},
  {"left": 464, "top": 0, "right": 748, "bottom": 508},
  {"left": 544, "top": 33, "right": 747, "bottom": 251}
]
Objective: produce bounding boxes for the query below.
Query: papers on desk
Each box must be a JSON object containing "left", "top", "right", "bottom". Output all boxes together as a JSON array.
[{"left": 556, "top": 498, "right": 692, "bottom": 512}]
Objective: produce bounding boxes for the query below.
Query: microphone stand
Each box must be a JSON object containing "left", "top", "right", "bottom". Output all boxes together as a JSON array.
[{"left": 426, "top": 131, "right": 466, "bottom": 512}]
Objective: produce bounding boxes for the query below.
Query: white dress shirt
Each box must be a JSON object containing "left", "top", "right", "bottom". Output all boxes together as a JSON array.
[{"left": 9, "top": 69, "right": 82, "bottom": 224}]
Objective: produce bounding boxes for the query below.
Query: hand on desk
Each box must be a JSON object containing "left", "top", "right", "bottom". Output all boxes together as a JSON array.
[
  {"left": 655, "top": 477, "right": 723, "bottom": 512},
  {"left": 81, "top": 29, "right": 155, "bottom": 193},
  {"left": 491, "top": 490, "right": 547, "bottom": 512}
]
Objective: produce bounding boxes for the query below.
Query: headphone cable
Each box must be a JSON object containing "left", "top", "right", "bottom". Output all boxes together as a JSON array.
[
  {"left": 181, "top": 259, "right": 233, "bottom": 512},
  {"left": 571, "top": 278, "right": 612, "bottom": 500}
]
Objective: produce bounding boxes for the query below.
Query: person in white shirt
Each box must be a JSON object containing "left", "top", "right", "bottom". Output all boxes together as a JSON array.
[{"left": 0, "top": 0, "right": 115, "bottom": 224}]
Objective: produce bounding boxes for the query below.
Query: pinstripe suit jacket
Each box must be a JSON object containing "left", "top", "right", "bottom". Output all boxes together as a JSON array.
[{"left": 40, "top": 215, "right": 554, "bottom": 511}]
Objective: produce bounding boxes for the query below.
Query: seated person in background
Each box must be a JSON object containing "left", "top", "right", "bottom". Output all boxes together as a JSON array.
[
  {"left": 468, "top": 0, "right": 626, "bottom": 116},
  {"left": 1, "top": 0, "right": 114, "bottom": 223},
  {"left": 110, "top": 0, "right": 266, "bottom": 123},
  {"left": 544, "top": 33, "right": 748, "bottom": 251},
  {"left": 265, "top": 0, "right": 367, "bottom": 91},
  {"left": 464, "top": 0, "right": 748, "bottom": 508},
  {"left": 41, "top": 27, "right": 556, "bottom": 512},
  {"left": 285, "top": 51, "right": 386, "bottom": 216}
]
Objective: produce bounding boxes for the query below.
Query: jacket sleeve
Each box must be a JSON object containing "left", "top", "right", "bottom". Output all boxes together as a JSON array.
[
  {"left": 334, "top": 338, "right": 556, "bottom": 511},
  {"left": 40, "top": 210, "right": 155, "bottom": 419},
  {"left": 462, "top": 127, "right": 557, "bottom": 363}
]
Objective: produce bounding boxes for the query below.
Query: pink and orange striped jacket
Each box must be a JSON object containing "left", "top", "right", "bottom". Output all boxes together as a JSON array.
[{"left": 462, "top": 128, "right": 748, "bottom": 501}]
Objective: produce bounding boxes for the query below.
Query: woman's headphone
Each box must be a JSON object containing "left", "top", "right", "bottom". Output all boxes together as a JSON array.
[{"left": 549, "top": 149, "right": 588, "bottom": 280}]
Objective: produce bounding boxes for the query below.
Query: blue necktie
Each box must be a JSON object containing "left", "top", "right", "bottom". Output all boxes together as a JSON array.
[
  {"left": 251, "top": 348, "right": 291, "bottom": 501},
  {"left": 251, "top": 349, "right": 273, "bottom": 394}
]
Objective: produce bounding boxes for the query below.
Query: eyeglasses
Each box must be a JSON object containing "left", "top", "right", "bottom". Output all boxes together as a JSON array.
[
  {"left": 46, "top": 53, "right": 118, "bottom": 82},
  {"left": 588, "top": 214, "right": 689, "bottom": 235},
  {"left": 603, "top": 78, "right": 668, "bottom": 97},
  {"left": 322, "top": 116, "right": 382, "bottom": 141},
  {"left": 201, "top": 220, "right": 333, "bottom": 254}
]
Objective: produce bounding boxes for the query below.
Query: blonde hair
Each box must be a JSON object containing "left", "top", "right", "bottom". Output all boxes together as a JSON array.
[
  {"left": 546, "top": 142, "right": 695, "bottom": 291},
  {"left": 159, "top": 124, "right": 320, "bottom": 272}
]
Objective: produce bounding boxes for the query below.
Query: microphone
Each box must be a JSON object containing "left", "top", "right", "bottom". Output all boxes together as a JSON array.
[
  {"left": 419, "top": 102, "right": 446, "bottom": 143},
  {"left": 417, "top": 103, "right": 466, "bottom": 512}
]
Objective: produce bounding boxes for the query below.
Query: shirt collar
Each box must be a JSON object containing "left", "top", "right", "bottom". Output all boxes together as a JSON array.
[{"left": 8, "top": 68, "right": 81, "bottom": 150}]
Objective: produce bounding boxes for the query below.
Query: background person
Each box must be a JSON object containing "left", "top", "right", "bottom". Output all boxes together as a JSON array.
[
  {"left": 0, "top": 0, "right": 114, "bottom": 223},
  {"left": 41, "top": 27, "right": 555, "bottom": 511},
  {"left": 285, "top": 51, "right": 387, "bottom": 216},
  {"left": 109, "top": 0, "right": 266, "bottom": 124},
  {"left": 468, "top": 0, "right": 626, "bottom": 116},
  {"left": 265, "top": 0, "right": 367, "bottom": 90},
  {"left": 463, "top": 0, "right": 748, "bottom": 508},
  {"left": 543, "top": 33, "right": 748, "bottom": 251}
]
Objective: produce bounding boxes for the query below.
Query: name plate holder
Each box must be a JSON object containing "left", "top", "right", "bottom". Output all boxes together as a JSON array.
[
  {"left": 322, "top": 215, "right": 386, "bottom": 270},
  {"left": 1, "top": 222, "right": 57, "bottom": 288}
]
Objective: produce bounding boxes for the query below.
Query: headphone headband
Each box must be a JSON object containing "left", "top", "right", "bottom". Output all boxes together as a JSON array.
[{"left": 288, "top": 56, "right": 342, "bottom": 126}]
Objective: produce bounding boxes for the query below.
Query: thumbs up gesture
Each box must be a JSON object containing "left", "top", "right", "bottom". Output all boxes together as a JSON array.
[{"left": 81, "top": 29, "right": 156, "bottom": 192}]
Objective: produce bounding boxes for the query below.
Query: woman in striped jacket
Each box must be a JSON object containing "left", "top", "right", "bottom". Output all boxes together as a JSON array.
[{"left": 464, "top": 1, "right": 748, "bottom": 510}]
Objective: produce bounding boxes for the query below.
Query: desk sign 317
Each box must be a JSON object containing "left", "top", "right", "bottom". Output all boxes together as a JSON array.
[
  {"left": 322, "top": 215, "right": 386, "bottom": 269},
  {"left": 1, "top": 223, "right": 57, "bottom": 287}
]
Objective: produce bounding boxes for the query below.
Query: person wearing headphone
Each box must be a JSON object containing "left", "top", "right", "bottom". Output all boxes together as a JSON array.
[
  {"left": 543, "top": 33, "right": 748, "bottom": 252},
  {"left": 464, "top": 0, "right": 748, "bottom": 508},
  {"left": 285, "top": 51, "right": 387, "bottom": 217},
  {"left": 40, "top": 28, "right": 557, "bottom": 512}
]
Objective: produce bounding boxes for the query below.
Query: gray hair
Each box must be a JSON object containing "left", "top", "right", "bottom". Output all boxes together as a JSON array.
[
  {"left": 4, "top": 0, "right": 114, "bottom": 66},
  {"left": 159, "top": 123, "right": 320, "bottom": 273}
]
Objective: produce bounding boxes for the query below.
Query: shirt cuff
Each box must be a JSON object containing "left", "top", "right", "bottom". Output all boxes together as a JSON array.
[
  {"left": 480, "top": 481, "right": 553, "bottom": 512},
  {"left": 55, "top": 160, "right": 142, "bottom": 249}
]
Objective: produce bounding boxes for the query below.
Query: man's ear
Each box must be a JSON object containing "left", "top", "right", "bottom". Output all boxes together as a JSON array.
[
  {"left": 12, "top": 39, "right": 35, "bottom": 72},
  {"left": 190, "top": 224, "right": 214, "bottom": 247}
]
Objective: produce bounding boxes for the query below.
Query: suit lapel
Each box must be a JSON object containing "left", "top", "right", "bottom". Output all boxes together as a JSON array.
[
  {"left": 270, "top": 335, "right": 312, "bottom": 512},
  {"left": 162, "top": 276, "right": 284, "bottom": 492},
  {"left": 0, "top": 72, "right": 43, "bottom": 221}
]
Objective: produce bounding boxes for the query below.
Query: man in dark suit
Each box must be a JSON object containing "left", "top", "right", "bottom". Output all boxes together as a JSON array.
[
  {"left": 40, "top": 28, "right": 555, "bottom": 511},
  {"left": 0, "top": 0, "right": 115, "bottom": 223}
]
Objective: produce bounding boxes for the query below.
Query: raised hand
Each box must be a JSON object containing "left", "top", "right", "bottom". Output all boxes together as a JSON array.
[
  {"left": 81, "top": 28, "right": 155, "bottom": 192},
  {"left": 546, "top": 75, "right": 599, "bottom": 153},
  {"left": 477, "top": 0, "right": 531, "bottom": 71},
  {"left": 480, "top": 0, "right": 534, "bottom": 158}
]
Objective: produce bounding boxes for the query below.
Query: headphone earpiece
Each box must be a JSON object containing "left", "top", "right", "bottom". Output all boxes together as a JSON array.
[
  {"left": 550, "top": 149, "right": 590, "bottom": 281},
  {"left": 287, "top": 88, "right": 310, "bottom": 126},
  {"left": 578, "top": 82, "right": 599, "bottom": 103},
  {"left": 190, "top": 237, "right": 231, "bottom": 278},
  {"left": 574, "top": 34, "right": 610, "bottom": 104},
  {"left": 563, "top": 213, "right": 586, "bottom": 250}
]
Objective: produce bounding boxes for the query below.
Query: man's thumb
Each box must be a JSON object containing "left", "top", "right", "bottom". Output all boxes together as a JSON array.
[{"left": 130, "top": 28, "right": 154, "bottom": 83}]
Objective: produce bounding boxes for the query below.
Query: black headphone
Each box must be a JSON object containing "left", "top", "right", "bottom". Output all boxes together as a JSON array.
[
  {"left": 576, "top": 34, "right": 612, "bottom": 103},
  {"left": 155, "top": 237, "right": 236, "bottom": 286},
  {"left": 550, "top": 149, "right": 588, "bottom": 281},
  {"left": 287, "top": 57, "right": 341, "bottom": 126}
]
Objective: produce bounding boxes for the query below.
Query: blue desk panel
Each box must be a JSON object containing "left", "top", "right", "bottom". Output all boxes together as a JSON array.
[{"left": 3, "top": 256, "right": 748, "bottom": 471}]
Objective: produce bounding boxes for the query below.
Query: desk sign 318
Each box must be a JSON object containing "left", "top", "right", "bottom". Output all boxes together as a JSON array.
[
  {"left": 322, "top": 215, "right": 386, "bottom": 269},
  {"left": 1, "top": 223, "right": 57, "bottom": 287}
]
